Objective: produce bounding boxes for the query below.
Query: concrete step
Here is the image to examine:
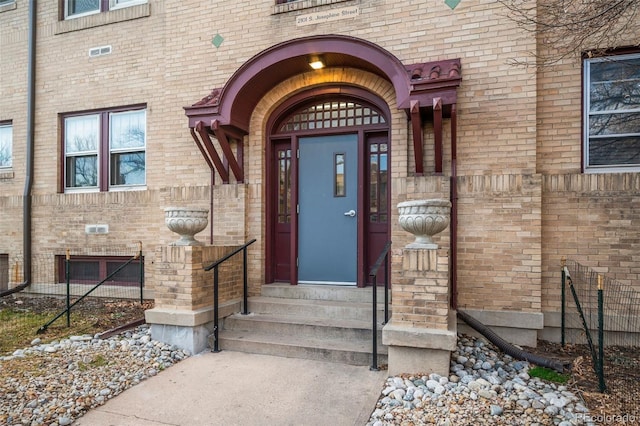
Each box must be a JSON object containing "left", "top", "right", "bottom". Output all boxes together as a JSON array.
[
  {"left": 218, "top": 328, "right": 387, "bottom": 367},
  {"left": 224, "top": 312, "right": 384, "bottom": 342},
  {"left": 262, "top": 283, "right": 390, "bottom": 304},
  {"left": 216, "top": 285, "right": 390, "bottom": 366},
  {"left": 247, "top": 296, "right": 389, "bottom": 322}
]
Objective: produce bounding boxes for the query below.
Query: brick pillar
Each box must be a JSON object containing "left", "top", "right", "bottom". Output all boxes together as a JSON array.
[
  {"left": 382, "top": 248, "right": 457, "bottom": 376},
  {"left": 145, "top": 245, "right": 242, "bottom": 354}
]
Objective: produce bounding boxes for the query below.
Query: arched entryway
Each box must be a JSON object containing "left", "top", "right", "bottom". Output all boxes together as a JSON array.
[
  {"left": 184, "top": 34, "right": 461, "bottom": 291},
  {"left": 265, "top": 86, "right": 390, "bottom": 287}
]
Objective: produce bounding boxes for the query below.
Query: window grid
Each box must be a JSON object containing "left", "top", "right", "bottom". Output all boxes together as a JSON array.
[{"left": 279, "top": 101, "right": 386, "bottom": 133}]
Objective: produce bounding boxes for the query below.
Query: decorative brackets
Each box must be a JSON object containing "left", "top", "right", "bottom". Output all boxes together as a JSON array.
[
  {"left": 191, "top": 121, "right": 246, "bottom": 184},
  {"left": 410, "top": 100, "right": 424, "bottom": 176}
]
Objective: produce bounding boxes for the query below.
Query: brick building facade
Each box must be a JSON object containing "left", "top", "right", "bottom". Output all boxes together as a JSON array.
[{"left": 1, "top": 0, "right": 639, "bottom": 368}]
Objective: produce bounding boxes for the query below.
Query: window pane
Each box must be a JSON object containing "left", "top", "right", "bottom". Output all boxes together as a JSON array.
[
  {"left": 277, "top": 149, "right": 291, "bottom": 223},
  {"left": 66, "top": 155, "right": 98, "bottom": 187},
  {"left": 110, "top": 110, "right": 146, "bottom": 150},
  {"left": 67, "top": 0, "right": 100, "bottom": 15},
  {"left": 110, "top": 152, "right": 145, "bottom": 185},
  {"left": 589, "top": 112, "right": 640, "bottom": 136},
  {"left": 590, "top": 80, "right": 640, "bottom": 112},
  {"left": 65, "top": 115, "right": 99, "bottom": 153},
  {"left": 69, "top": 261, "right": 100, "bottom": 282},
  {"left": 0, "top": 124, "right": 12, "bottom": 168},
  {"left": 335, "top": 153, "right": 346, "bottom": 197},
  {"left": 589, "top": 136, "right": 640, "bottom": 166},
  {"left": 106, "top": 261, "right": 139, "bottom": 283}
]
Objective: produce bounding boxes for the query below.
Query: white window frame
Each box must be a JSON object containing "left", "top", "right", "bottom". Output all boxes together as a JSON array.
[
  {"left": 109, "top": 0, "right": 146, "bottom": 11},
  {"left": 64, "top": 0, "right": 100, "bottom": 19},
  {"left": 583, "top": 52, "right": 640, "bottom": 173},
  {"left": 63, "top": 107, "right": 146, "bottom": 192},
  {"left": 64, "top": 0, "right": 148, "bottom": 19},
  {"left": 0, "top": 123, "right": 12, "bottom": 169}
]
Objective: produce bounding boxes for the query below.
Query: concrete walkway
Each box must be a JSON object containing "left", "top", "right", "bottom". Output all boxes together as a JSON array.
[{"left": 74, "top": 351, "right": 387, "bottom": 426}]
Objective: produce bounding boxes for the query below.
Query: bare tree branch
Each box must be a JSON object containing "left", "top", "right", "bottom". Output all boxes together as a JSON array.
[{"left": 498, "top": 0, "right": 640, "bottom": 68}]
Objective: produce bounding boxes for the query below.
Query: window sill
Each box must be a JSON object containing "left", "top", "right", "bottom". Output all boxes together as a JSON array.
[
  {"left": 584, "top": 167, "right": 640, "bottom": 174},
  {"left": 0, "top": 170, "right": 14, "bottom": 179},
  {"left": 0, "top": 1, "right": 16, "bottom": 14},
  {"left": 273, "top": 0, "right": 350, "bottom": 15},
  {"left": 55, "top": 3, "right": 150, "bottom": 35}
]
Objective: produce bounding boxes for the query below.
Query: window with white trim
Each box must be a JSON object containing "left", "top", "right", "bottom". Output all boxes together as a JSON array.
[
  {"left": 0, "top": 122, "right": 12, "bottom": 169},
  {"left": 584, "top": 52, "right": 640, "bottom": 172},
  {"left": 63, "top": 107, "right": 146, "bottom": 191},
  {"left": 64, "top": 0, "right": 147, "bottom": 19}
]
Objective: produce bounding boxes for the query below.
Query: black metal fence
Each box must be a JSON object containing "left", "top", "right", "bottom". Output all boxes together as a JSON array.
[
  {"left": 0, "top": 244, "right": 151, "bottom": 355},
  {"left": 561, "top": 258, "right": 640, "bottom": 414}
]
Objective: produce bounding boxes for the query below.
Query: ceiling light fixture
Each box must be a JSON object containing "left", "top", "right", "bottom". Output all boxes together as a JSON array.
[{"left": 309, "top": 55, "right": 325, "bottom": 70}]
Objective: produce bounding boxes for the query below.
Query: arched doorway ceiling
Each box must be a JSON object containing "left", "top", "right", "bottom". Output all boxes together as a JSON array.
[{"left": 185, "top": 34, "right": 461, "bottom": 181}]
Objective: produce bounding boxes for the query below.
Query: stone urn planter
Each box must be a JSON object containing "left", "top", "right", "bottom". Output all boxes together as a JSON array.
[
  {"left": 164, "top": 207, "right": 209, "bottom": 246},
  {"left": 397, "top": 199, "right": 452, "bottom": 249}
]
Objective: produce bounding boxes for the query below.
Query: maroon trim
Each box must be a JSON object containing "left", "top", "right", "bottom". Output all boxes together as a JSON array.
[
  {"left": 356, "top": 129, "right": 366, "bottom": 287},
  {"left": 410, "top": 100, "right": 423, "bottom": 176},
  {"left": 186, "top": 35, "right": 422, "bottom": 131},
  {"left": 60, "top": 104, "right": 146, "bottom": 193},
  {"left": 195, "top": 121, "right": 229, "bottom": 183},
  {"left": 266, "top": 87, "right": 391, "bottom": 287},
  {"left": 212, "top": 119, "right": 244, "bottom": 182},
  {"left": 267, "top": 85, "right": 391, "bottom": 135},
  {"left": 433, "top": 97, "right": 443, "bottom": 174},
  {"left": 290, "top": 136, "right": 299, "bottom": 285},
  {"left": 450, "top": 103, "right": 458, "bottom": 309}
]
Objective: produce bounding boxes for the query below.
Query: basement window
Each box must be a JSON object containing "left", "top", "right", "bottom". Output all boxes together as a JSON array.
[{"left": 56, "top": 255, "right": 143, "bottom": 286}]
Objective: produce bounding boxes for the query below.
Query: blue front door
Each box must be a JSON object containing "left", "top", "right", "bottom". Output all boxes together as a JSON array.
[{"left": 298, "top": 134, "right": 358, "bottom": 285}]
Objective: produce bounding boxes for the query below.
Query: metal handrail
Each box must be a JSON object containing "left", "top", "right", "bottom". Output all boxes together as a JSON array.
[
  {"left": 204, "top": 238, "right": 256, "bottom": 352},
  {"left": 368, "top": 241, "right": 391, "bottom": 371}
]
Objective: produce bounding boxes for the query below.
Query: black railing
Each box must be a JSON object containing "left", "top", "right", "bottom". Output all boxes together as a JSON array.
[
  {"left": 368, "top": 241, "right": 391, "bottom": 371},
  {"left": 204, "top": 239, "right": 256, "bottom": 353},
  {"left": 37, "top": 243, "right": 144, "bottom": 334}
]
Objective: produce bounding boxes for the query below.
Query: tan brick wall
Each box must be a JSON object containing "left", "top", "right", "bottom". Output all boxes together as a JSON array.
[
  {"left": 541, "top": 174, "right": 640, "bottom": 312},
  {"left": 456, "top": 174, "right": 542, "bottom": 313},
  {"left": 152, "top": 245, "right": 242, "bottom": 311},
  {"left": 392, "top": 249, "right": 450, "bottom": 330}
]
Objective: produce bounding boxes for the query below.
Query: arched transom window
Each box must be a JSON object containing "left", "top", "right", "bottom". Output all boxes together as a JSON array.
[{"left": 278, "top": 100, "right": 386, "bottom": 133}]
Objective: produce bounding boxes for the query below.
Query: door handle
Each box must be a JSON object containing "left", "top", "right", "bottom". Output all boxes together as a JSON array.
[{"left": 344, "top": 209, "right": 356, "bottom": 217}]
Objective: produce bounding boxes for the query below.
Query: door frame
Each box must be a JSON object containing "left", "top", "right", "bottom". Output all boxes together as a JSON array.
[{"left": 265, "top": 85, "right": 391, "bottom": 287}]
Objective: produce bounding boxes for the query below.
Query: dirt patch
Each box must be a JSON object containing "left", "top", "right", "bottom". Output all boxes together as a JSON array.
[
  {"left": 524, "top": 340, "right": 640, "bottom": 424},
  {"left": 0, "top": 295, "right": 152, "bottom": 354}
]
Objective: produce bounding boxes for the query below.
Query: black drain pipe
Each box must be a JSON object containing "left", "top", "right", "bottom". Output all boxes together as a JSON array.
[
  {"left": 2, "top": 0, "right": 36, "bottom": 297},
  {"left": 457, "top": 310, "right": 566, "bottom": 373}
]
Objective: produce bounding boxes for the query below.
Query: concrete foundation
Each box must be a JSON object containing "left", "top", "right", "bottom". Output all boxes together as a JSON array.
[
  {"left": 145, "top": 299, "right": 240, "bottom": 354},
  {"left": 382, "top": 313, "right": 457, "bottom": 376}
]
